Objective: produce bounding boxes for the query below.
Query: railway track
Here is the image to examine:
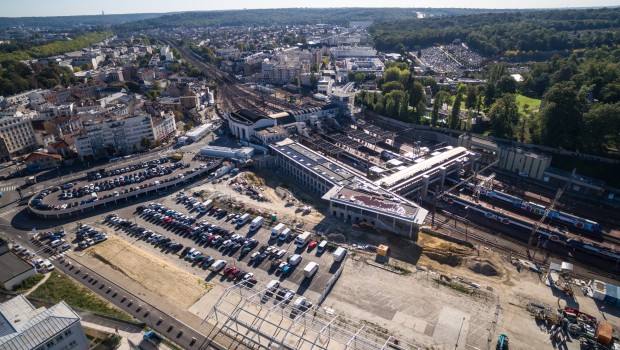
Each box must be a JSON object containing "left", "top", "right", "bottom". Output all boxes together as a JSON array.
[
  {"left": 431, "top": 209, "right": 620, "bottom": 282},
  {"left": 161, "top": 38, "right": 298, "bottom": 115}
]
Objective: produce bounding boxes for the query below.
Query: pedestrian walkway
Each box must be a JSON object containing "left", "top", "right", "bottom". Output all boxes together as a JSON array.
[
  {"left": 81, "top": 320, "right": 175, "bottom": 350},
  {"left": 23, "top": 272, "right": 50, "bottom": 296},
  {"left": 0, "top": 185, "right": 17, "bottom": 191}
]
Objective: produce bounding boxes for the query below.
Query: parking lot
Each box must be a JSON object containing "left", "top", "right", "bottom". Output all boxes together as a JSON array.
[
  {"left": 71, "top": 190, "right": 341, "bottom": 299},
  {"left": 30, "top": 156, "right": 219, "bottom": 212}
]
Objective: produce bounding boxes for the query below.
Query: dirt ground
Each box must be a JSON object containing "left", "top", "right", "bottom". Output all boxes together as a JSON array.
[{"left": 83, "top": 234, "right": 210, "bottom": 309}]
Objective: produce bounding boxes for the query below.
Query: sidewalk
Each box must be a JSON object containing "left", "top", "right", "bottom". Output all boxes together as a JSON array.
[{"left": 81, "top": 320, "right": 175, "bottom": 350}]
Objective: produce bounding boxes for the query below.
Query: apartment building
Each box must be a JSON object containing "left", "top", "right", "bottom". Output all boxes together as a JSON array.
[
  {"left": 152, "top": 112, "right": 177, "bottom": 141},
  {"left": 0, "top": 110, "right": 38, "bottom": 156},
  {"left": 75, "top": 114, "right": 155, "bottom": 159},
  {"left": 0, "top": 295, "right": 89, "bottom": 350}
]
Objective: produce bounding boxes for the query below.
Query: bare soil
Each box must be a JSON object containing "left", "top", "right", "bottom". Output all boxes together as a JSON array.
[{"left": 86, "top": 235, "right": 210, "bottom": 308}]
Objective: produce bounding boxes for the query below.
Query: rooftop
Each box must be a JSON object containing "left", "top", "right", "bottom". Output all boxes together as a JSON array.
[
  {"left": 0, "top": 295, "right": 81, "bottom": 350},
  {"left": 0, "top": 251, "right": 34, "bottom": 284}
]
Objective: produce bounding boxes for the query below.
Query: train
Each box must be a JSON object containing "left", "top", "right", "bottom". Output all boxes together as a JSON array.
[
  {"left": 441, "top": 193, "right": 620, "bottom": 262},
  {"left": 450, "top": 178, "right": 601, "bottom": 233}
]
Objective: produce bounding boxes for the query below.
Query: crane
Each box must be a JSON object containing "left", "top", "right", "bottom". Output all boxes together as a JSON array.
[{"left": 526, "top": 186, "right": 564, "bottom": 260}]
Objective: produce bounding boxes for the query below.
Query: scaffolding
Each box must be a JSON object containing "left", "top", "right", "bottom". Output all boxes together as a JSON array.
[{"left": 200, "top": 284, "right": 422, "bottom": 350}]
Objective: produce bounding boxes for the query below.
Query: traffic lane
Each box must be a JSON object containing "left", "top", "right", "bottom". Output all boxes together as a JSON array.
[{"left": 52, "top": 255, "right": 207, "bottom": 349}]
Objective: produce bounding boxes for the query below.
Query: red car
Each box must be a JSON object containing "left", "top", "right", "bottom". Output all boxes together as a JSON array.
[
  {"left": 227, "top": 267, "right": 239, "bottom": 279},
  {"left": 308, "top": 241, "right": 318, "bottom": 250}
]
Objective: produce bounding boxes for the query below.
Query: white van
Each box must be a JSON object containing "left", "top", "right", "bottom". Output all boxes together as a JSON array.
[
  {"left": 211, "top": 260, "right": 227, "bottom": 272},
  {"left": 288, "top": 254, "right": 302, "bottom": 266},
  {"left": 303, "top": 262, "right": 319, "bottom": 278},
  {"left": 279, "top": 228, "right": 291, "bottom": 241},
  {"left": 271, "top": 223, "right": 286, "bottom": 239},
  {"left": 317, "top": 240, "right": 328, "bottom": 253},
  {"left": 333, "top": 247, "right": 347, "bottom": 262}
]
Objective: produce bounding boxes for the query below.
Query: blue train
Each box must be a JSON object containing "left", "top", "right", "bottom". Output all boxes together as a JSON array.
[{"left": 451, "top": 179, "right": 601, "bottom": 233}]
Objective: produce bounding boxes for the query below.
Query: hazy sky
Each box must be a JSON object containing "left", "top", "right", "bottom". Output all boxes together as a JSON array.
[{"left": 1, "top": 0, "right": 619, "bottom": 17}]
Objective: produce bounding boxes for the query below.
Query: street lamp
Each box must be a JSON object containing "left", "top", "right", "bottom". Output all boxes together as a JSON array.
[{"left": 455, "top": 316, "right": 466, "bottom": 349}]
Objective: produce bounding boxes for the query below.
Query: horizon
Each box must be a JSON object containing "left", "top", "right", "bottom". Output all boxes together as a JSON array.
[{"left": 1, "top": 1, "right": 619, "bottom": 18}]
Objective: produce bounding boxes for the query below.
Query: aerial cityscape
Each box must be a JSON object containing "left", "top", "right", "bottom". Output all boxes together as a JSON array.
[{"left": 0, "top": 3, "right": 620, "bottom": 350}]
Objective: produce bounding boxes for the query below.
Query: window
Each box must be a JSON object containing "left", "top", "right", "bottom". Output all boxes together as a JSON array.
[{"left": 64, "top": 329, "right": 72, "bottom": 336}]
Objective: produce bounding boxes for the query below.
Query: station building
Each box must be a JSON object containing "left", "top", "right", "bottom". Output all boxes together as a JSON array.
[{"left": 270, "top": 138, "right": 428, "bottom": 237}]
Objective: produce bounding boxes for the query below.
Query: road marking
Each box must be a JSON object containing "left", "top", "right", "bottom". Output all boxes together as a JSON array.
[
  {"left": 0, "top": 185, "right": 17, "bottom": 191},
  {"left": 0, "top": 208, "right": 17, "bottom": 217}
]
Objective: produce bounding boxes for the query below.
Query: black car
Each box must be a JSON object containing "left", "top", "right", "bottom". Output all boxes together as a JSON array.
[{"left": 181, "top": 246, "right": 192, "bottom": 257}]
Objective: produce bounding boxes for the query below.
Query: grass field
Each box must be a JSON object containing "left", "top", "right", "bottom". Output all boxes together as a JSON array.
[
  {"left": 11, "top": 274, "right": 45, "bottom": 293},
  {"left": 29, "top": 272, "right": 133, "bottom": 321},
  {"left": 516, "top": 94, "right": 541, "bottom": 113}
]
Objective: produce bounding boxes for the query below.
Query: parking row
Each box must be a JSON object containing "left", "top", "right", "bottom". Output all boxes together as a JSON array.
[{"left": 102, "top": 201, "right": 333, "bottom": 291}]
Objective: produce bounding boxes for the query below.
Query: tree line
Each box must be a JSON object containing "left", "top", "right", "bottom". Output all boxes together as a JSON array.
[{"left": 371, "top": 8, "right": 620, "bottom": 56}]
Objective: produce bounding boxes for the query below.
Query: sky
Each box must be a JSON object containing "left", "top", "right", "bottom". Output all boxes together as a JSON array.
[{"left": 1, "top": 0, "right": 619, "bottom": 17}]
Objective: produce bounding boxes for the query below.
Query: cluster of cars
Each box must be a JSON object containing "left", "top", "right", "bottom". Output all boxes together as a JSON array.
[
  {"left": 87, "top": 159, "right": 172, "bottom": 181},
  {"left": 75, "top": 224, "right": 108, "bottom": 249},
  {"left": 261, "top": 280, "right": 313, "bottom": 313},
  {"left": 105, "top": 214, "right": 185, "bottom": 252}
]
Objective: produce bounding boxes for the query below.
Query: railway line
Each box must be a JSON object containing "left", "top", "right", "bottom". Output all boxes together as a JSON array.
[
  {"left": 161, "top": 38, "right": 302, "bottom": 116},
  {"left": 430, "top": 209, "right": 620, "bottom": 283}
]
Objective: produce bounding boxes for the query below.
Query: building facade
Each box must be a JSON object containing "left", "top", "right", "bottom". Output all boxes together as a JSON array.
[
  {"left": 75, "top": 114, "right": 155, "bottom": 159},
  {"left": 0, "top": 110, "right": 38, "bottom": 156},
  {"left": 152, "top": 113, "right": 177, "bottom": 141}
]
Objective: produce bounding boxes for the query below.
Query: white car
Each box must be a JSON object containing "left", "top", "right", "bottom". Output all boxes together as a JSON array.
[
  {"left": 266, "top": 280, "right": 280, "bottom": 292},
  {"left": 42, "top": 260, "right": 55, "bottom": 271},
  {"left": 242, "top": 272, "right": 254, "bottom": 280},
  {"left": 50, "top": 239, "right": 65, "bottom": 248},
  {"left": 275, "top": 249, "right": 287, "bottom": 259}
]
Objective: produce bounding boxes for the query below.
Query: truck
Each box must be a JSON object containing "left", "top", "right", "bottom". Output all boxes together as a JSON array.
[
  {"left": 295, "top": 231, "right": 311, "bottom": 248},
  {"left": 249, "top": 216, "right": 264, "bottom": 231},
  {"left": 333, "top": 247, "right": 347, "bottom": 262},
  {"left": 303, "top": 261, "right": 319, "bottom": 278},
  {"left": 271, "top": 223, "right": 286, "bottom": 239},
  {"left": 279, "top": 228, "right": 291, "bottom": 241},
  {"left": 143, "top": 330, "right": 164, "bottom": 347},
  {"left": 237, "top": 213, "right": 250, "bottom": 225}
]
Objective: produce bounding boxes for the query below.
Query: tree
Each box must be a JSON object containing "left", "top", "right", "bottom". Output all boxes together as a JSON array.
[
  {"left": 409, "top": 81, "right": 426, "bottom": 107},
  {"left": 140, "top": 137, "right": 152, "bottom": 149},
  {"left": 580, "top": 102, "right": 620, "bottom": 154},
  {"left": 465, "top": 85, "right": 478, "bottom": 110},
  {"left": 540, "top": 82, "right": 583, "bottom": 150},
  {"left": 354, "top": 73, "right": 365, "bottom": 86},
  {"left": 382, "top": 81, "right": 405, "bottom": 94},
  {"left": 431, "top": 91, "right": 444, "bottom": 127},
  {"left": 484, "top": 83, "right": 496, "bottom": 107},
  {"left": 449, "top": 87, "right": 466, "bottom": 129},
  {"left": 488, "top": 94, "right": 520, "bottom": 139},
  {"left": 384, "top": 67, "right": 402, "bottom": 83},
  {"left": 496, "top": 75, "right": 517, "bottom": 96},
  {"left": 310, "top": 73, "right": 319, "bottom": 90}
]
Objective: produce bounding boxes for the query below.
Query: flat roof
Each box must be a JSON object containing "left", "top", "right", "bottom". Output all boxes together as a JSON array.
[
  {"left": 380, "top": 147, "right": 469, "bottom": 188},
  {"left": 229, "top": 109, "right": 268, "bottom": 125},
  {"left": 0, "top": 251, "right": 35, "bottom": 283},
  {"left": 272, "top": 141, "right": 356, "bottom": 186}
]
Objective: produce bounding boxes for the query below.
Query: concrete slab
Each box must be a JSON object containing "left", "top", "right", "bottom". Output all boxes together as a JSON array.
[{"left": 432, "top": 306, "right": 470, "bottom": 350}]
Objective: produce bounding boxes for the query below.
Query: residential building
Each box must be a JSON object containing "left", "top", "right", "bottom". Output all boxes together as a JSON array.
[
  {"left": 152, "top": 112, "right": 177, "bottom": 141},
  {"left": 24, "top": 151, "right": 62, "bottom": 171},
  {"left": 0, "top": 294, "right": 89, "bottom": 350},
  {"left": 0, "top": 110, "right": 38, "bottom": 156},
  {"left": 0, "top": 247, "right": 36, "bottom": 291},
  {"left": 75, "top": 114, "right": 155, "bottom": 159}
]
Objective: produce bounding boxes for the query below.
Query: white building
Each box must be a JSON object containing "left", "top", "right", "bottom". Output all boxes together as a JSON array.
[
  {"left": 75, "top": 114, "right": 155, "bottom": 159},
  {"left": 330, "top": 46, "right": 377, "bottom": 59},
  {"left": 0, "top": 295, "right": 89, "bottom": 350},
  {"left": 0, "top": 110, "right": 38, "bottom": 156},
  {"left": 152, "top": 112, "right": 177, "bottom": 141}
]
